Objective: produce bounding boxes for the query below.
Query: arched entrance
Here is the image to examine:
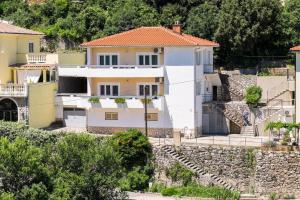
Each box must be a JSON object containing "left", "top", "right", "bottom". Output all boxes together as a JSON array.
[{"left": 0, "top": 98, "right": 18, "bottom": 122}]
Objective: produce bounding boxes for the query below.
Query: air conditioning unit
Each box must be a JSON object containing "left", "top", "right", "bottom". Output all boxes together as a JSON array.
[{"left": 154, "top": 47, "right": 163, "bottom": 54}]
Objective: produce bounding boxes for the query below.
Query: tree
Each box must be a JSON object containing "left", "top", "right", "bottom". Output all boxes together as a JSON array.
[
  {"left": 186, "top": 2, "right": 219, "bottom": 40},
  {"left": 283, "top": 0, "right": 300, "bottom": 46},
  {"left": 215, "top": 0, "right": 288, "bottom": 66},
  {"left": 160, "top": 3, "right": 186, "bottom": 27},
  {"left": 103, "top": 0, "right": 160, "bottom": 35},
  {"left": 0, "top": 137, "right": 51, "bottom": 193},
  {"left": 245, "top": 86, "right": 262, "bottom": 105}
]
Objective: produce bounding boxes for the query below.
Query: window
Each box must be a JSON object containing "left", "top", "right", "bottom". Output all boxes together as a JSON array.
[
  {"left": 137, "top": 84, "right": 159, "bottom": 96},
  {"left": 98, "top": 54, "right": 119, "bottom": 66},
  {"left": 29, "top": 42, "right": 34, "bottom": 53},
  {"left": 146, "top": 113, "right": 158, "bottom": 121},
  {"left": 137, "top": 54, "right": 159, "bottom": 66},
  {"left": 195, "top": 51, "right": 202, "bottom": 65},
  {"left": 105, "top": 112, "right": 118, "bottom": 120},
  {"left": 98, "top": 83, "right": 119, "bottom": 96}
]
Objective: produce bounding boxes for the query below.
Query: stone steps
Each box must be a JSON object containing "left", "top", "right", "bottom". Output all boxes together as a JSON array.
[
  {"left": 240, "top": 194, "right": 259, "bottom": 200},
  {"left": 241, "top": 126, "right": 255, "bottom": 136},
  {"left": 161, "top": 145, "right": 236, "bottom": 191}
]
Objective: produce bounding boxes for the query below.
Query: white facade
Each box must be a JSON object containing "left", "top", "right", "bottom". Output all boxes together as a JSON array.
[
  {"left": 296, "top": 52, "right": 300, "bottom": 122},
  {"left": 56, "top": 45, "right": 217, "bottom": 137}
]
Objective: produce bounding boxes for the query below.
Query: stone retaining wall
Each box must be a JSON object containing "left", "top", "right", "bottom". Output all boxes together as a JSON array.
[
  {"left": 88, "top": 126, "right": 173, "bottom": 137},
  {"left": 153, "top": 145, "right": 300, "bottom": 197}
]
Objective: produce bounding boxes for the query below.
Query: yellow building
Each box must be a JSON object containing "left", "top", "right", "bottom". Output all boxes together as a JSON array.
[{"left": 0, "top": 21, "right": 85, "bottom": 128}]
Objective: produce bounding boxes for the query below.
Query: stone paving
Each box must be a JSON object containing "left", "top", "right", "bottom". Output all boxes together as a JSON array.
[{"left": 128, "top": 192, "right": 213, "bottom": 200}]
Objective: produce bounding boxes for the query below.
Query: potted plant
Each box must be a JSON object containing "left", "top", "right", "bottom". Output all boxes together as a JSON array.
[
  {"left": 88, "top": 97, "right": 100, "bottom": 104},
  {"left": 141, "top": 98, "right": 152, "bottom": 104},
  {"left": 114, "top": 98, "right": 126, "bottom": 104}
]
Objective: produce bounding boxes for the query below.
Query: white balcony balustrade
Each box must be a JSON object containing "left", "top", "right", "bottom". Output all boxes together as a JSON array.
[
  {"left": 56, "top": 95, "right": 164, "bottom": 111},
  {"left": 57, "top": 65, "right": 164, "bottom": 78},
  {"left": 0, "top": 84, "right": 27, "bottom": 97},
  {"left": 27, "top": 53, "right": 47, "bottom": 63}
]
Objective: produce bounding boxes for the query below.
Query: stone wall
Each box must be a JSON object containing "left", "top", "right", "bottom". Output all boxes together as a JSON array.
[
  {"left": 153, "top": 145, "right": 300, "bottom": 197},
  {"left": 88, "top": 126, "right": 173, "bottom": 138}
]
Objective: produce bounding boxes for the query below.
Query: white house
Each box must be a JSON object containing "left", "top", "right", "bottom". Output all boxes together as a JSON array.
[{"left": 55, "top": 24, "right": 220, "bottom": 137}]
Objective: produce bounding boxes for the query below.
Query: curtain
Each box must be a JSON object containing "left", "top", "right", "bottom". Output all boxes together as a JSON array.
[{"left": 17, "top": 70, "right": 41, "bottom": 84}]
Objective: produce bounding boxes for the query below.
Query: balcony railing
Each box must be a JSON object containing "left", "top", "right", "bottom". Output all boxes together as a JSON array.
[
  {"left": 0, "top": 84, "right": 28, "bottom": 97},
  {"left": 56, "top": 95, "right": 164, "bottom": 110},
  {"left": 58, "top": 65, "right": 164, "bottom": 78},
  {"left": 27, "top": 53, "right": 47, "bottom": 63}
]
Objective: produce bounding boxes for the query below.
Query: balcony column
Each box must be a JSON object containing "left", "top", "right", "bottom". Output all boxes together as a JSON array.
[
  {"left": 13, "top": 69, "right": 17, "bottom": 84},
  {"left": 87, "top": 77, "right": 92, "bottom": 96},
  {"left": 87, "top": 48, "right": 91, "bottom": 65},
  {"left": 42, "top": 69, "right": 47, "bottom": 83}
]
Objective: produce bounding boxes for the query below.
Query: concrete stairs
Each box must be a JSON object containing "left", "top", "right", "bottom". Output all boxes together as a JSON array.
[
  {"left": 240, "top": 194, "right": 259, "bottom": 200},
  {"left": 161, "top": 145, "right": 236, "bottom": 191},
  {"left": 214, "top": 103, "right": 243, "bottom": 128},
  {"left": 240, "top": 126, "right": 255, "bottom": 137}
]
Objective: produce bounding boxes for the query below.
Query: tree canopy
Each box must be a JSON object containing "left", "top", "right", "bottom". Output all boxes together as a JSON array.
[{"left": 0, "top": 0, "right": 298, "bottom": 66}]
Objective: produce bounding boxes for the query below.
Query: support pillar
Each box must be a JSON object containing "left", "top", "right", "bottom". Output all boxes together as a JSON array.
[
  {"left": 13, "top": 69, "right": 17, "bottom": 84},
  {"left": 42, "top": 69, "right": 47, "bottom": 83},
  {"left": 87, "top": 77, "right": 92, "bottom": 96}
]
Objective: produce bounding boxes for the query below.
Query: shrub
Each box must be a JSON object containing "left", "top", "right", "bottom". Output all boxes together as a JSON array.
[
  {"left": 0, "top": 193, "right": 14, "bottom": 200},
  {"left": 160, "top": 184, "right": 240, "bottom": 200},
  {"left": 0, "top": 137, "right": 51, "bottom": 193},
  {"left": 115, "top": 98, "right": 126, "bottom": 104},
  {"left": 119, "top": 167, "right": 150, "bottom": 191},
  {"left": 166, "top": 162, "right": 195, "bottom": 186},
  {"left": 262, "top": 141, "right": 277, "bottom": 148},
  {"left": 245, "top": 149, "right": 256, "bottom": 169},
  {"left": 245, "top": 86, "right": 262, "bottom": 105},
  {"left": 17, "top": 183, "right": 49, "bottom": 200},
  {"left": 111, "top": 129, "right": 152, "bottom": 170},
  {"left": 141, "top": 98, "right": 152, "bottom": 104},
  {"left": 88, "top": 97, "right": 100, "bottom": 103},
  {"left": 149, "top": 182, "right": 166, "bottom": 193},
  {"left": 269, "top": 192, "right": 278, "bottom": 200}
]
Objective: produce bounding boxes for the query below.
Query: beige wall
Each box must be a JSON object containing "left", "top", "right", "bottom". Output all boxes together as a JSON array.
[
  {"left": 0, "top": 34, "right": 41, "bottom": 65},
  {"left": 0, "top": 52, "right": 12, "bottom": 84},
  {"left": 91, "top": 77, "right": 164, "bottom": 96},
  {"left": 28, "top": 82, "right": 57, "bottom": 128},
  {"left": 58, "top": 52, "right": 86, "bottom": 65},
  {"left": 257, "top": 76, "right": 294, "bottom": 102},
  {"left": 91, "top": 47, "right": 164, "bottom": 65}
]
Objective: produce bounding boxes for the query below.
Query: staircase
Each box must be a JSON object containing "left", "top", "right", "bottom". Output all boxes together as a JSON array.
[
  {"left": 219, "top": 74, "right": 244, "bottom": 101},
  {"left": 265, "top": 81, "right": 289, "bottom": 104},
  {"left": 240, "top": 194, "right": 259, "bottom": 200},
  {"left": 161, "top": 145, "right": 236, "bottom": 191},
  {"left": 214, "top": 103, "right": 243, "bottom": 127},
  {"left": 240, "top": 126, "right": 255, "bottom": 136}
]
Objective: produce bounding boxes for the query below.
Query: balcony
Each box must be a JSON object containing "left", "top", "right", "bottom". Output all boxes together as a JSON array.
[
  {"left": 0, "top": 84, "right": 28, "bottom": 97},
  {"left": 57, "top": 65, "right": 164, "bottom": 78},
  {"left": 56, "top": 95, "right": 164, "bottom": 111}
]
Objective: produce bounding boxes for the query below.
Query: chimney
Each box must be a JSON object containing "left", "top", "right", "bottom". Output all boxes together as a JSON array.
[{"left": 172, "top": 21, "right": 182, "bottom": 34}]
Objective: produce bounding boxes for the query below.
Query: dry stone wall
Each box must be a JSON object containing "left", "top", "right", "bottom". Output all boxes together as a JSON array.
[{"left": 153, "top": 145, "right": 300, "bottom": 197}]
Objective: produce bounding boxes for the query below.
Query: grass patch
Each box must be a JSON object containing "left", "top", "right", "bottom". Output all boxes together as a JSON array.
[{"left": 160, "top": 183, "right": 240, "bottom": 200}]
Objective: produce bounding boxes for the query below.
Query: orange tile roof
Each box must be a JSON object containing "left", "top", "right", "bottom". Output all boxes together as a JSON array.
[
  {"left": 81, "top": 27, "right": 219, "bottom": 47},
  {"left": 0, "top": 22, "right": 43, "bottom": 35},
  {"left": 290, "top": 45, "right": 300, "bottom": 51}
]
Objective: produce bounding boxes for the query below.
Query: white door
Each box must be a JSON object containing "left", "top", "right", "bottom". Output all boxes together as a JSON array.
[{"left": 63, "top": 108, "right": 86, "bottom": 128}]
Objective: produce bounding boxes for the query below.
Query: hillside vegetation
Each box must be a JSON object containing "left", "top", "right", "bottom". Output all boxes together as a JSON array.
[{"left": 1, "top": 0, "right": 300, "bottom": 65}]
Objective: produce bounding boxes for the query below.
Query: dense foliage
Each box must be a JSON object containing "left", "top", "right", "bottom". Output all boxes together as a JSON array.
[
  {"left": 0, "top": 0, "right": 298, "bottom": 66},
  {"left": 245, "top": 86, "right": 262, "bottom": 105},
  {"left": 0, "top": 121, "right": 154, "bottom": 199}
]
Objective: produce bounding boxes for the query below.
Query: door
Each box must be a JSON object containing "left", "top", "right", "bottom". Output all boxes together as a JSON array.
[
  {"left": 63, "top": 108, "right": 86, "bottom": 128},
  {"left": 213, "top": 86, "right": 218, "bottom": 101}
]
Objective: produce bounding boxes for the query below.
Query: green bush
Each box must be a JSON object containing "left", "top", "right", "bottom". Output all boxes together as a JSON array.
[
  {"left": 112, "top": 129, "right": 152, "bottom": 170},
  {"left": 166, "top": 162, "right": 195, "bottom": 186},
  {"left": 119, "top": 167, "right": 150, "bottom": 191},
  {"left": 269, "top": 192, "right": 278, "bottom": 200},
  {"left": 115, "top": 98, "right": 126, "bottom": 104},
  {"left": 149, "top": 182, "right": 166, "bottom": 193},
  {"left": 88, "top": 97, "right": 100, "bottom": 103},
  {"left": 245, "top": 86, "right": 262, "bottom": 105},
  {"left": 17, "top": 183, "right": 49, "bottom": 200},
  {"left": 0, "top": 192, "right": 14, "bottom": 200},
  {"left": 160, "top": 184, "right": 240, "bottom": 200}
]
